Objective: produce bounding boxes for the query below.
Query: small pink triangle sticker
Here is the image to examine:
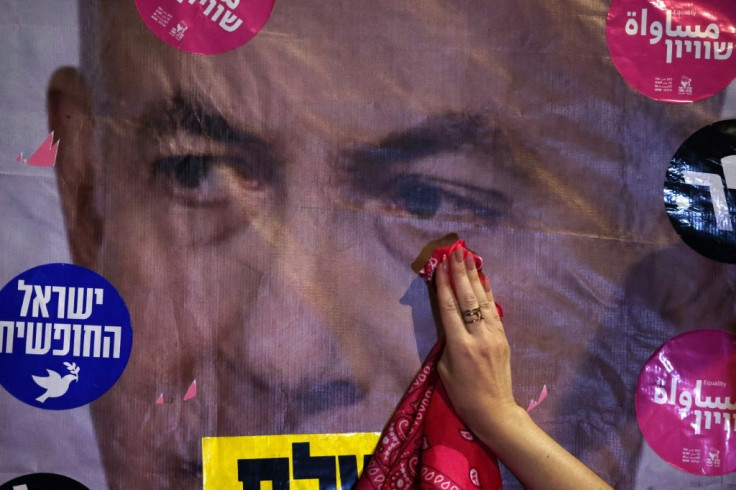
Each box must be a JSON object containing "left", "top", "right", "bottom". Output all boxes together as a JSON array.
[
  {"left": 25, "top": 132, "right": 59, "bottom": 167},
  {"left": 155, "top": 393, "right": 165, "bottom": 405},
  {"left": 183, "top": 380, "right": 197, "bottom": 401},
  {"left": 527, "top": 384, "right": 548, "bottom": 412}
]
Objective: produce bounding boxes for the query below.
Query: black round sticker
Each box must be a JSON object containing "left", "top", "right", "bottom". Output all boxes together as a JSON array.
[
  {"left": 0, "top": 473, "right": 89, "bottom": 490},
  {"left": 664, "top": 120, "right": 736, "bottom": 263}
]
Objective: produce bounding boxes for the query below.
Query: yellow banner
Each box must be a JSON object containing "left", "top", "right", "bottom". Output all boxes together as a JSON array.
[{"left": 202, "top": 432, "right": 380, "bottom": 489}]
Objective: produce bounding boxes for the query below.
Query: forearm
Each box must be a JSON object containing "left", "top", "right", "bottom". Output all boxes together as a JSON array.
[
  {"left": 433, "top": 248, "right": 611, "bottom": 489},
  {"left": 473, "top": 405, "right": 612, "bottom": 490}
]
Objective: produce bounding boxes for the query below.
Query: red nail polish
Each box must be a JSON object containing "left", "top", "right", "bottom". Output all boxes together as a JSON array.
[{"left": 464, "top": 255, "right": 475, "bottom": 271}]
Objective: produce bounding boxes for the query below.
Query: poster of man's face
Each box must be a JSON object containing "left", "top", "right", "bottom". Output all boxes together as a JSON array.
[{"left": 1, "top": 1, "right": 735, "bottom": 489}]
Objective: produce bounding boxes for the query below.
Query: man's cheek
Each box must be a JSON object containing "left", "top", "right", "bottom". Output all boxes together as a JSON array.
[{"left": 166, "top": 251, "right": 264, "bottom": 338}]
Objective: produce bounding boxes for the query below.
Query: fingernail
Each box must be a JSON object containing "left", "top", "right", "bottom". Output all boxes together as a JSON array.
[
  {"left": 464, "top": 255, "right": 475, "bottom": 271},
  {"left": 453, "top": 247, "right": 463, "bottom": 262},
  {"left": 441, "top": 254, "right": 448, "bottom": 272}
]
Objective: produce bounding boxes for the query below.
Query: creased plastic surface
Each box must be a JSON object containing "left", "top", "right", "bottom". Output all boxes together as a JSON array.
[
  {"left": 664, "top": 120, "right": 736, "bottom": 263},
  {"left": 0, "top": 1, "right": 735, "bottom": 489}
]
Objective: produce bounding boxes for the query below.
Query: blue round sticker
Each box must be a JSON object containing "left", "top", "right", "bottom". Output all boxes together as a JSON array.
[{"left": 0, "top": 264, "right": 132, "bottom": 409}]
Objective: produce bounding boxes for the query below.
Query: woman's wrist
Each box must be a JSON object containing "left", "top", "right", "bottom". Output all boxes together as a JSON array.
[
  {"left": 474, "top": 404, "right": 613, "bottom": 489},
  {"left": 470, "top": 402, "right": 531, "bottom": 453}
]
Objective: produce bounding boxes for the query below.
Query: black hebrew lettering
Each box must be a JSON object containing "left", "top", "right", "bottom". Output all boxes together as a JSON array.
[
  {"left": 292, "top": 442, "right": 337, "bottom": 490},
  {"left": 238, "top": 457, "right": 290, "bottom": 490},
  {"left": 337, "top": 455, "right": 358, "bottom": 490}
]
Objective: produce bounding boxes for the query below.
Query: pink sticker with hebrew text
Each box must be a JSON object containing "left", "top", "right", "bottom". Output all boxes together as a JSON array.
[
  {"left": 636, "top": 329, "right": 736, "bottom": 475},
  {"left": 607, "top": 0, "right": 736, "bottom": 103},
  {"left": 135, "top": 0, "right": 275, "bottom": 55}
]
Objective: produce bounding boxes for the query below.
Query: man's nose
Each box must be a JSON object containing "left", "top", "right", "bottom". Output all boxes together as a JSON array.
[{"left": 241, "top": 202, "right": 366, "bottom": 415}]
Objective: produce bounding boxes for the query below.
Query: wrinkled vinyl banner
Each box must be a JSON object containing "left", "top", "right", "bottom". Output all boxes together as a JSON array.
[{"left": 1, "top": 1, "right": 736, "bottom": 489}]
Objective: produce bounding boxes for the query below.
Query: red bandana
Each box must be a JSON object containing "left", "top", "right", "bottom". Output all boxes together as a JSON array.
[{"left": 357, "top": 240, "right": 503, "bottom": 489}]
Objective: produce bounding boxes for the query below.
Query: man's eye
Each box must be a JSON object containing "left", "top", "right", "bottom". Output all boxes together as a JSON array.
[
  {"left": 383, "top": 174, "right": 510, "bottom": 223},
  {"left": 393, "top": 177, "right": 441, "bottom": 218},
  {"left": 153, "top": 154, "right": 234, "bottom": 206},
  {"left": 156, "top": 155, "right": 210, "bottom": 189},
  {"left": 153, "top": 150, "right": 279, "bottom": 207}
]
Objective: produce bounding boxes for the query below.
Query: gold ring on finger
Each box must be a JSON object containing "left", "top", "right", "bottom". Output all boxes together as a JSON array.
[{"left": 461, "top": 307, "right": 483, "bottom": 324}]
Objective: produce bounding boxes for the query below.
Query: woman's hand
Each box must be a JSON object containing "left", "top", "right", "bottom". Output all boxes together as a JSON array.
[
  {"left": 434, "top": 246, "right": 612, "bottom": 490},
  {"left": 436, "top": 246, "right": 520, "bottom": 437}
]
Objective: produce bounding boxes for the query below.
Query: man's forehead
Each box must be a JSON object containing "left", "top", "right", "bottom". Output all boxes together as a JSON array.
[
  {"left": 93, "top": 1, "right": 498, "bottom": 38},
  {"left": 88, "top": 0, "right": 510, "bottom": 140}
]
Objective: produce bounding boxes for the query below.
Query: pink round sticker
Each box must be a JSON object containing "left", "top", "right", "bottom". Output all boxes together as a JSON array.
[
  {"left": 636, "top": 329, "right": 736, "bottom": 475},
  {"left": 607, "top": 0, "right": 736, "bottom": 103},
  {"left": 135, "top": 0, "right": 275, "bottom": 55}
]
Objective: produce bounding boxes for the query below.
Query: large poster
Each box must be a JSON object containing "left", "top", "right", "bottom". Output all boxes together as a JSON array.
[{"left": 1, "top": 1, "right": 735, "bottom": 489}]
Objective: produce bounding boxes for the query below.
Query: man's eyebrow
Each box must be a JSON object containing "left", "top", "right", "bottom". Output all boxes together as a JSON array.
[
  {"left": 345, "top": 113, "right": 496, "bottom": 167},
  {"left": 139, "top": 94, "right": 265, "bottom": 146}
]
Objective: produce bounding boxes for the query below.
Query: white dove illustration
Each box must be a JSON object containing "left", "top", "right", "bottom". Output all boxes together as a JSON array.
[{"left": 32, "top": 362, "right": 80, "bottom": 403}]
